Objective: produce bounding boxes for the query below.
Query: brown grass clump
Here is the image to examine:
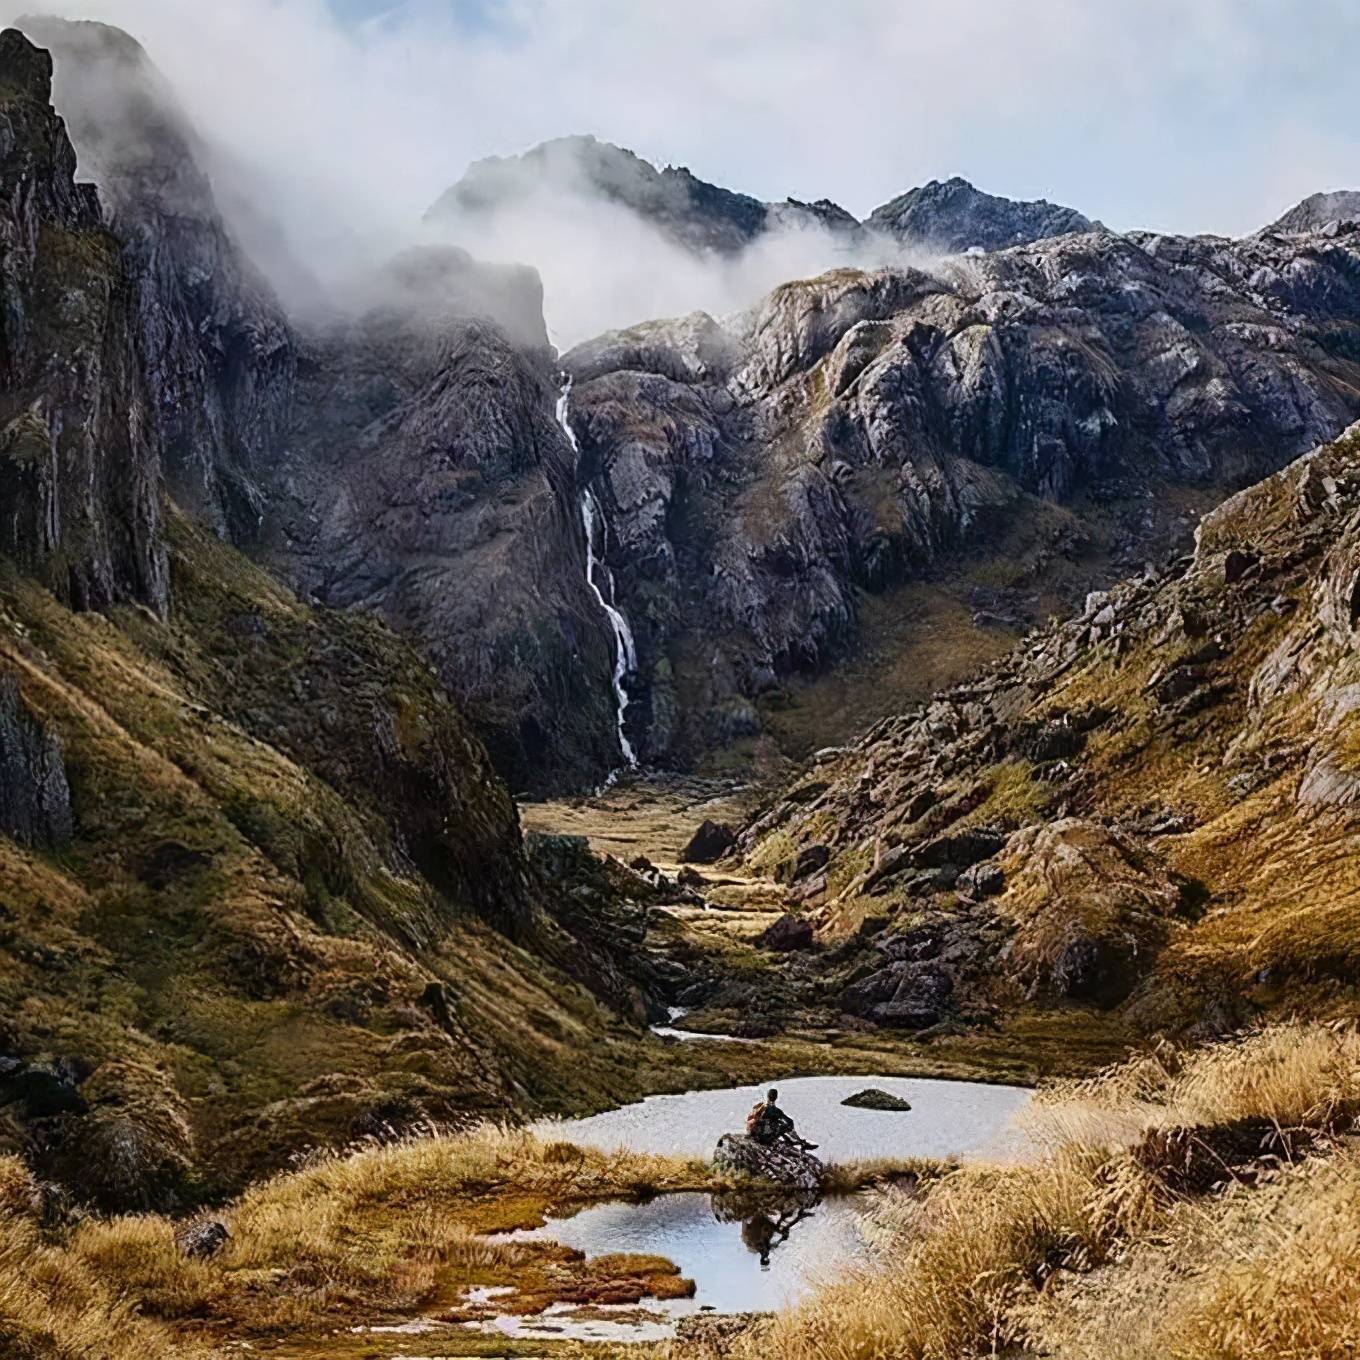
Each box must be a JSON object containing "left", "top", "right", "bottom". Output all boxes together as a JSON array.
[
  {"left": 0, "top": 1157, "right": 210, "bottom": 1360},
  {"left": 680, "top": 1022, "right": 1360, "bottom": 1360}
]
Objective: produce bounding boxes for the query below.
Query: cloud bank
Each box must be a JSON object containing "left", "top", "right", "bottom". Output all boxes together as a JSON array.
[{"left": 8, "top": 0, "right": 1360, "bottom": 343}]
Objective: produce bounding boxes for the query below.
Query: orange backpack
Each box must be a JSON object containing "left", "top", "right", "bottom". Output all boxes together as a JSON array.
[{"left": 745, "top": 1100, "right": 767, "bottom": 1136}]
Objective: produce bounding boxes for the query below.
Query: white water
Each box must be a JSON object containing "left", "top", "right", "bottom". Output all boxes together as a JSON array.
[{"left": 557, "top": 377, "right": 639, "bottom": 768}]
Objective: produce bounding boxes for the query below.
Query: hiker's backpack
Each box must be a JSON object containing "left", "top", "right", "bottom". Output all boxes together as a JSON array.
[{"left": 745, "top": 1100, "right": 767, "bottom": 1136}]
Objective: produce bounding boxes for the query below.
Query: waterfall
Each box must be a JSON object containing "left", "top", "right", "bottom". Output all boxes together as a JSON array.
[{"left": 556, "top": 377, "right": 639, "bottom": 769}]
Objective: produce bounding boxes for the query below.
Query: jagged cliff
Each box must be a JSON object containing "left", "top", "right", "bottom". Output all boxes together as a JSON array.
[
  {"left": 21, "top": 17, "right": 621, "bottom": 790},
  {"left": 0, "top": 28, "right": 665, "bottom": 1212},
  {"left": 564, "top": 223, "right": 1360, "bottom": 764},
  {"left": 0, "top": 28, "right": 165, "bottom": 612},
  {"left": 726, "top": 421, "right": 1360, "bottom": 1044}
]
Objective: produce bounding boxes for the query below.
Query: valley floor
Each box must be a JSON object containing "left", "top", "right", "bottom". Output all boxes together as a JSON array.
[{"left": 5, "top": 1022, "right": 1357, "bottom": 1360}]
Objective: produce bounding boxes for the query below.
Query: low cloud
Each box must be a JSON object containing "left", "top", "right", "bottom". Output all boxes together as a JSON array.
[{"left": 7, "top": 0, "right": 1360, "bottom": 344}]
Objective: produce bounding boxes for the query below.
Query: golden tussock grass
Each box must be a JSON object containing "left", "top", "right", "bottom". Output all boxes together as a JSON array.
[{"left": 680, "top": 1022, "right": 1360, "bottom": 1360}]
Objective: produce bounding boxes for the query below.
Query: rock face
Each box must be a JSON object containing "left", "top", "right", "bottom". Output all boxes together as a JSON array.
[
  {"left": 21, "top": 17, "right": 295, "bottom": 544},
  {"left": 0, "top": 28, "right": 167, "bottom": 612},
  {"left": 565, "top": 223, "right": 1360, "bottom": 763},
  {"left": 0, "top": 677, "right": 71, "bottom": 849},
  {"left": 22, "top": 19, "right": 619, "bottom": 790},
  {"left": 258, "top": 247, "right": 620, "bottom": 791},
  {"left": 714, "top": 1133, "right": 824, "bottom": 1191},
  {"left": 865, "top": 176, "right": 1095, "bottom": 252},
  {"left": 737, "top": 419, "right": 1360, "bottom": 1041}
]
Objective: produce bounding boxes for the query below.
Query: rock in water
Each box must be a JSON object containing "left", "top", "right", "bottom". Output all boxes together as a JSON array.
[
  {"left": 841, "top": 1088, "right": 912, "bottom": 1111},
  {"left": 679, "top": 819, "right": 737, "bottom": 863},
  {"left": 713, "top": 1134, "right": 824, "bottom": 1190}
]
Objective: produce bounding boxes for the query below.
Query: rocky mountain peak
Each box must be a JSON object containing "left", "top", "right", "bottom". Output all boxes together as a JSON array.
[
  {"left": 865, "top": 174, "right": 1096, "bottom": 252},
  {"left": 1265, "top": 188, "right": 1360, "bottom": 235},
  {"left": 428, "top": 133, "right": 862, "bottom": 257}
]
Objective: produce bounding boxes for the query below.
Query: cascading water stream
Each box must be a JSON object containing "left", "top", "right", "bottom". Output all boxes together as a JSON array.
[{"left": 556, "top": 377, "right": 639, "bottom": 769}]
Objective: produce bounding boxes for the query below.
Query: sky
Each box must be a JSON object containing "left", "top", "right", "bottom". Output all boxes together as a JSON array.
[{"left": 8, "top": 0, "right": 1359, "bottom": 337}]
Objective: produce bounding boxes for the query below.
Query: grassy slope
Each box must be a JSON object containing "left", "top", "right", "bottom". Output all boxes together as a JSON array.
[
  {"left": 741, "top": 424, "right": 1360, "bottom": 1045},
  {"left": 0, "top": 509, "right": 661, "bottom": 1204}
]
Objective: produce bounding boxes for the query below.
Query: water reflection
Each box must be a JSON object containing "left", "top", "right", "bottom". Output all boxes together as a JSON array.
[
  {"left": 513, "top": 1187, "right": 868, "bottom": 1315},
  {"left": 712, "top": 1186, "right": 821, "bottom": 1269}
]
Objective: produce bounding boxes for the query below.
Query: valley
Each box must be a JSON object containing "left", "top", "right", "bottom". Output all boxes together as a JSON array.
[{"left": 0, "top": 10, "right": 1359, "bottom": 1359}]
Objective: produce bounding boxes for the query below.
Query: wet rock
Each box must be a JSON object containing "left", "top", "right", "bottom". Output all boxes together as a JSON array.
[
  {"left": 759, "top": 914, "right": 815, "bottom": 952},
  {"left": 680, "top": 819, "right": 737, "bottom": 863},
  {"left": 713, "top": 1133, "right": 823, "bottom": 1190},
  {"left": 841, "top": 1088, "right": 912, "bottom": 1111}
]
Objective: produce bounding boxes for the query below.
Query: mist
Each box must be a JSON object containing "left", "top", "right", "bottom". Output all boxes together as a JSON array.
[
  {"left": 8, "top": 0, "right": 1360, "bottom": 346},
  {"left": 421, "top": 172, "right": 920, "bottom": 346}
]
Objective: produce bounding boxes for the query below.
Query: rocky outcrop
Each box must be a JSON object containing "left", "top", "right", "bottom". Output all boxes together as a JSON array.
[
  {"left": 714, "top": 1133, "right": 824, "bottom": 1190},
  {"left": 865, "top": 176, "right": 1095, "bottom": 252},
  {"left": 736, "top": 420, "right": 1360, "bottom": 1040},
  {"left": 679, "top": 818, "right": 737, "bottom": 863},
  {"left": 0, "top": 675, "right": 71, "bottom": 849},
  {"left": 1264, "top": 189, "right": 1360, "bottom": 235},
  {"left": 566, "top": 223, "right": 1360, "bottom": 763},
  {"left": 0, "top": 28, "right": 167, "bottom": 612}
]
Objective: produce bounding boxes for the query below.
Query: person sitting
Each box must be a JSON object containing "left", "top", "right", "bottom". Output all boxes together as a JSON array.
[{"left": 745, "top": 1087, "right": 818, "bottom": 1151}]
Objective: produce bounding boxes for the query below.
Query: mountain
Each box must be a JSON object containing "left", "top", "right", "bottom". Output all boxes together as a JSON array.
[
  {"left": 0, "top": 26, "right": 685, "bottom": 1212},
  {"left": 21, "top": 18, "right": 622, "bottom": 792},
  {"left": 718, "top": 417, "right": 1360, "bottom": 1046},
  {"left": 563, "top": 223, "right": 1360, "bottom": 767},
  {"left": 24, "top": 22, "right": 1360, "bottom": 792},
  {"left": 1265, "top": 187, "right": 1360, "bottom": 235},
  {"left": 427, "top": 134, "right": 862, "bottom": 256},
  {"left": 865, "top": 175, "right": 1096, "bottom": 251},
  {"left": 430, "top": 138, "right": 1095, "bottom": 264}
]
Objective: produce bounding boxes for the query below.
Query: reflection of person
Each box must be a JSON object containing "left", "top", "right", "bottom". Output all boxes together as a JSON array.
[
  {"left": 739, "top": 1203, "right": 814, "bottom": 1268},
  {"left": 746, "top": 1087, "right": 818, "bottom": 1151}
]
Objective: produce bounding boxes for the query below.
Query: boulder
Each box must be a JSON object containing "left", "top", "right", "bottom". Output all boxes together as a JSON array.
[
  {"left": 840, "top": 962, "right": 953, "bottom": 1029},
  {"left": 958, "top": 861, "right": 1006, "bottom": 899},
  {"left": 713, "top": 1133, "right": 823, "bottom": 1191},
  {"left": 680, "top": 819, "right": 737, "bottom": 863},
  {"left": 759, "top": 914, "right": 814, "bottom": 952},
  {"left": 175, "top": 1219, "right": 230, "bottom": 1259}
]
